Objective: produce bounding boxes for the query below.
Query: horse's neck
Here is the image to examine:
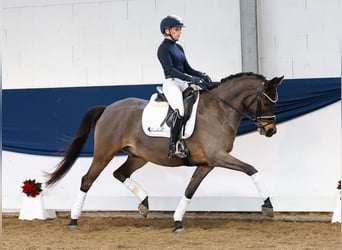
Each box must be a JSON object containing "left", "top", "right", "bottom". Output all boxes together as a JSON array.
[
  {"left": 205, "top": 85, "right": 244, "bottom": 125},
  {"left": 211, "top": 81, "right": 251, "bottom": 108},
  {"left": 210, "top": 79, "right": 259, "bottom": 119}
]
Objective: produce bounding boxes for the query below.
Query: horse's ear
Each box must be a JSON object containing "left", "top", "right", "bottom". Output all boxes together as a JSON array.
[
  {"left": 273, "top": 75, "right": 284, "bottom": 85},
  {"left": 276, "top": 75, "right": 284, "bottom": 84},
  {"left": 266, "top": 75, "right": 284, "bottom": 88}
]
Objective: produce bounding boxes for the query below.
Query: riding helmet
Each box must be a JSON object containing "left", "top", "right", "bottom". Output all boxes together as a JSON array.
[{"left": 160, "top": 15, "right": 185, "bottom": 34}]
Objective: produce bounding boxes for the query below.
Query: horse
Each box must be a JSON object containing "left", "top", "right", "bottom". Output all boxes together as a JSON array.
[{"left": 46, "top": 72, "right": 284, "bottom": 233}]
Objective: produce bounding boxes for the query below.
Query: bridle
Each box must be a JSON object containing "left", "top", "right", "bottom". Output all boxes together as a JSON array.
[
  {"left": 204, "top": 81, "right": 278, "bottom": 129},
  {"left": 254, "top": 82, "right": 278, "bottom": 126}
]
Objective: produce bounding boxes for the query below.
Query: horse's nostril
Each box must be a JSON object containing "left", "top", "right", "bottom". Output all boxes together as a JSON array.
[{"left": 266, "top": 128, "right": 276, "bottom": 137}]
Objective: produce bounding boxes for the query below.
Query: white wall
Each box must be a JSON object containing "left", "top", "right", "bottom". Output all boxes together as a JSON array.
[
  {"left": 2, "top": 1, "right": 341, "bottom": 213},
  {"left": 258, "top": 0, "right": 342, "bottom": 79},
  {"left": 2, "top": 0, "right": 241, "bottom": 89},
  {"left": 3, "top": 102, "right": 341, "bottom": 212},
  {"left": 3, "top": 0, "right": 341, "bottom": 87}
]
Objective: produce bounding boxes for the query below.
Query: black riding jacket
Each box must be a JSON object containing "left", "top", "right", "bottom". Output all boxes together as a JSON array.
[{"left": 157, "top": 39, "right": 203, "bottom": 82}]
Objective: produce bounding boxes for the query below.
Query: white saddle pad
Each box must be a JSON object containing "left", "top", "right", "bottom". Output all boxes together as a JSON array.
[{"left": 142, "top": 93, "right": 200, "bottom": 138}]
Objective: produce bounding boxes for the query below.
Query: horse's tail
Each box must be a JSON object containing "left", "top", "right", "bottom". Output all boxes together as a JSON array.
[{"left": 45, "top": 106, "right": 106, "bottom": 186}]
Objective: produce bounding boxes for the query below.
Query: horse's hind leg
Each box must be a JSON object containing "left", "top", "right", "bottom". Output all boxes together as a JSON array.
[
  {"left": 113, "top": 155, "right": 148, "bottom": 217},
  {"left": 173, "top": 166, "right": 213, "bottom": 234},
  {"left": 68, "top": 154, "right": 113, "bottom": 228}
]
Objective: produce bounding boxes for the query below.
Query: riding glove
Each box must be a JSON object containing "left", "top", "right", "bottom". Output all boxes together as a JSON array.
[
  {"left": 201, "top": 73, "right": 212, "bottom": 83},
  {"left": 189, "top": 76, "right": 204, "bottom": 85},
  {"left": 189, "top": 76, "right": 209, "bottom": 90}
]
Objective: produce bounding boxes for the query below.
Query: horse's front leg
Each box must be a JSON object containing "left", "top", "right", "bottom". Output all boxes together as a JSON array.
[
  {"left": 173, "top": 166, "right": 213, "bottom": 234},
  {"left": 251, "top": 172, "right": 274, "bottom": 218},
  {"left": 212, "top": 151, "right": 274, "bottom": 218}
]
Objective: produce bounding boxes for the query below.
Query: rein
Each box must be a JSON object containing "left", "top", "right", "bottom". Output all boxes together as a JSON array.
[{"left": 202, "top": 81, "right": 277, "bottom": 128}]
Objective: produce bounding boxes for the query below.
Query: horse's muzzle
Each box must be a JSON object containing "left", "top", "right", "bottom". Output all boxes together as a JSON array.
[
  {"left": 257, "top": 123, "right": 277, "bottom": 137},
  {"left": 265, "top": 127, "right": 277, "bottom": 137}
]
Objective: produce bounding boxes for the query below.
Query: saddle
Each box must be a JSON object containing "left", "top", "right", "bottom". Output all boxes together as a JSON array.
[{"left": 141, "top": 85, "right": 200, "bottom": 139}]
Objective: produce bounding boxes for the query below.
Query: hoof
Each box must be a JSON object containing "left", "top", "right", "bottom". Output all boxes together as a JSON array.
[
  {"left": 138, "top": 203, "right": 149, "bottom": 218},
  {"left": 67, "top": 219, "right": 78, "bottom": 230},
  {"left": 262, "top": 206, "right": 274, "bottom": 218},
  {"left": 262, "top": 197, "right": 274, "bottom": 218},
  {"left": 173, "top": 221, "right": 186, "bottom": 234},
  {"left": 67, "top": 224, "right": 77, "bottom": 230},
  {"left": 174, "top": 227, "right": 186, "bottom": 234}
]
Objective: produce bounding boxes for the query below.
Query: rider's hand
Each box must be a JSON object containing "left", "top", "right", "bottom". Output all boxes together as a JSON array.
[
  {"left": 190, "top": 76, "right": 204, "bottom": 85},
  {"left": 190, "top": 76, "right": 207, "bottom": 90},
  {"left": 201, "top": 73, "right": 212, "bottom": 83}
]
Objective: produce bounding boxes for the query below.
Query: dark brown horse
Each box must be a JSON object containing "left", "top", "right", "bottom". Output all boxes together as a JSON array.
[{"left": 46, "top": 72, "right": 284, "bottom": 233}]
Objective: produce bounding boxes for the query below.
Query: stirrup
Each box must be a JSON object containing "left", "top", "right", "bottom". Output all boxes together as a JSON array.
[
  {"left": 168, "top": 141, "right": 187, "bottom": 159},
  {"left": 174, "top": 141, "right": 187, "bottom": 158},
  {"left": 175, "top": 141, "right": 187, "bottom": 158}
]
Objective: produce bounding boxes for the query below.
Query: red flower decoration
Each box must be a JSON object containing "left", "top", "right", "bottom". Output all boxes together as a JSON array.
[{"left": 21, "top": 179, "right": 43, "bottom": 198}]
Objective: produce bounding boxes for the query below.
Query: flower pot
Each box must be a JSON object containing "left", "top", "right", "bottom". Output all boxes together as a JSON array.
[{"left": 19, "top": 195, "right": 56, "bottom": 220}]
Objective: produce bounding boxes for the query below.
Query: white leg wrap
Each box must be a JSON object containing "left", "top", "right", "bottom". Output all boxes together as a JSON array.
[
  {"left": 251, "top": 172, "right": 268, "bottom": 200},
  {"left": 123, "top": 178, "right": 148, "bottom": 201},
  {"left": 71, "top": 190, "right": 87, "bottom": 220},
  {"left": 173, "top": 195, "right": 191, "bottom": 222}
]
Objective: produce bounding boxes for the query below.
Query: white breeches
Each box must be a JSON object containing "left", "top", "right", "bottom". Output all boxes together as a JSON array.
[{"left": 162, "top": 78, "right": 189, "bottom": 116}]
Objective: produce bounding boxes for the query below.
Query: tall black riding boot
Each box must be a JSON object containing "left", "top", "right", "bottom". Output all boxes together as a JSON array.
[{"left": 168, "top": 110, "right": 186, "bottom": 159}]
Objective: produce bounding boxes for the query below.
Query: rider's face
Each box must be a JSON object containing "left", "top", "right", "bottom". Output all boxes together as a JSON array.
[{"left": 166, "top": 27, "right": 182, "bottom": 41}]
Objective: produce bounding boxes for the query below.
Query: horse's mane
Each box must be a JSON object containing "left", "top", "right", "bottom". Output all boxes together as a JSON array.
[
  {"left": 220, "top": 72, "right": 266, "bottom": 83},
  {"left": 205, "top": 72, "right": 266, "bottom": 90}
]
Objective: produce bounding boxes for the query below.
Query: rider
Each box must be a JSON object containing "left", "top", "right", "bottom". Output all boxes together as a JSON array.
[{"left": 157, "top": 15, "right": 212, "bottom": 159}]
